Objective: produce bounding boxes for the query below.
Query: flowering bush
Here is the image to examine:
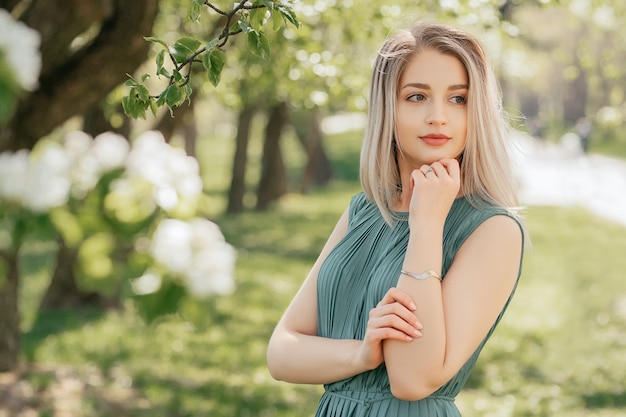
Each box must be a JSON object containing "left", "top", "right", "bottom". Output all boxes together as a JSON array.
[
  {"left": 0, "top": 8, "right": 41, "bottom": 123},
  {"left": 0, "top": 129, "right": 236, "bottom": 318}
]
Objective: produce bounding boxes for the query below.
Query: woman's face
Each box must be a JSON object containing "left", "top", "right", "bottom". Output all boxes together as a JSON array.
[{"left": 395, "top": 48, "right": 468, "bottom": 170}]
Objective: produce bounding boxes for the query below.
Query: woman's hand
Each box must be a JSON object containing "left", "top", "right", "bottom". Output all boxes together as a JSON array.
[
  {"left": 408, "top": 158, "right": 461, "bottom": 228},
  {"left": 356, "top": 287, "right": 423, "bottom": 371}
]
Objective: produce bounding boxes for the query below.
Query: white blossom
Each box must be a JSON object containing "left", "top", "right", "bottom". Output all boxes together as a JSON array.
[
  {"left": 150, "top": 218, "right": 194, "bottom": 274},
  {"left": 63, "top": 131, "right": 101, "bottom": 197},
  {"left": 62, "top": 131, "right": 130, "bottom": 198},
  {"left": 150, "top": 218, "right": 236, "bottom": 297},
  {"left": 184, "top": 218, "right": 236, "bottom": 296},
  {"left": 0, "top": 150, "right": 30, "bottom": 203},
  {"left": 126, "top": 131, "right": 203, "bottom": 211},
  {"left": 63, "top": 131, "right": 93, "bottom": 158},
  {"left": 132, "top": 271, "right": 162, "bottom": 295},
  {"left": 0, "top": 143, "right": 72, "bottom": 212},
  {"left": 23, "top": 142, "right": 72, "bottom": 211},
  {"left": 91, "top": 132, "right": 130, "bottom": 172},
  {"left": 70, "top": 152, "right": 101, "bottom": 198},
  {"left": 0, "top": 9, "right": 42, "bottom": 91}
]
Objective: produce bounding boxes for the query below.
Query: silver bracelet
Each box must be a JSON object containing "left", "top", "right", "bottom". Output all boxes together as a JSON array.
[{"left": 400, "top": 269, "right": 442, "bottom": 282}]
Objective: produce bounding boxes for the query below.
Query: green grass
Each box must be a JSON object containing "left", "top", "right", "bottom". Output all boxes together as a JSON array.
[
  {"left": 10, "top": 128, "right": 626, "bottom": 416},
  {"left": 591, "top": 139, "right": 626, "bottom": 159}
]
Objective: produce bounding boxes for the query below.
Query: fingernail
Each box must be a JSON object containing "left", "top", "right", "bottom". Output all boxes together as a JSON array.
[
  {"left": 414, "top": 329, "right": 422, "bottom": 337},
  {"left": 410, "top": 302, "right": 417, "bottom": 310},
  {"left": 406, "top": 336, "right": 413, "bottom": 341},
  {"left": 415, "top": 321, "right": 423, "bottom": 329}
]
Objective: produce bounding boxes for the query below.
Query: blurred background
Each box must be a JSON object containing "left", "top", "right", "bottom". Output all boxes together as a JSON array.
[{"left": 0, "top": 0, "right": 625, "bottom": 416}]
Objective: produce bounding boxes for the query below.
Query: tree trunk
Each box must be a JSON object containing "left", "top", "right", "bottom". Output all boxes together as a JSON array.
[
  {"left": 227, "top": 103, "right": 257, "bottom": 213},
  {"left": 256, "top": 101, "right": 288, "bottom": 211},
  {"left": 291, "top": 107, "right": 333, "bottom": 193},
  {"left": 0, "top": 0, "right": 159, "bottom": 151},
  {"left": 83, "top": 102, "right": 131, "bottom": 138},
  {"left": 0, "top": 251, "right": 20, "bottom": 372},
  {"left": 38, "top": 239, "right": 112, "bottom": 312},
  {"left": 37, "top": 106, "right": 130, "bottom": 312},
  {"left": 562, "top": 61, "right": 588, "bottom": 126}
]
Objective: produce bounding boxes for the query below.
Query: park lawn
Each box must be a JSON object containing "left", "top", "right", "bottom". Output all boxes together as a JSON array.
[{"left": 12, "top": 127, "right": 626, "bottom": 416}]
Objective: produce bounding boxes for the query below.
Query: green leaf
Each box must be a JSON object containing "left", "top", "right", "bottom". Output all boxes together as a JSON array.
[
  {"left": 237, "top": 19, "right": 252, "bottom": 33},
  {"left": 172, "top": 69, "right": 184, "bottom": 83},
  {"left": 276, "top": 4, "right": 299, "bottom": 28},
  {"left": 122, "top": 93, "right": 147, "bottom": 120},
  {"left": 250, "top": 7, "right": 266, "bottom": 30},
  {"left": 134, "top": 280, "right": 186, "bottom": 324},
  {"left": 0, "top": 85, "right": 18, "bottom": 124},
  {"left": 169, "top": 37, "right": 203, "bottom": 63},
  {"left": 247, "top": 31, "right": 271, "bottom": 60},
  {"left": 189, "top": 0, "right": 204, "bottom": 21},
  {"left": 122, "top": 76, "right": 153, "bottom": 119},
  {"left": 135, "top": 84, "right": 151, "bottom": 101},
  {"left": 156, "top": 50, "right": 165, "bottom": 73},
  {"left": 50, "top": 206, "right": 84, "bottom": 248},
  {"left": 149, "top": 99, "right": 158, "bottom": 117},
  {"left": 157, "top": 66, "right": 172, "bottom": 79},
  {"left": 144, "top": 36, "right": 168, "bottom": 48},
  {"left": 157, "top": 84, "right": 186, "bottom": 109},
  {"left": 205, "top": 37, "right": 219, "bottom": 51},
  {"left": 202, "top": 48, "right": 226, "bottom": 86},
  {"left": 271, "top": 10, "right": 284, "bottom": 31}
]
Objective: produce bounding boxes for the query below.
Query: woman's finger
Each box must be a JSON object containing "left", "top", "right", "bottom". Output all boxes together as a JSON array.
[
  {"left": 377, "top": 287, "right": 417, "bottom": 311},
  {"left": 369, "top": 313, "right": 423, "bottom": 338}
]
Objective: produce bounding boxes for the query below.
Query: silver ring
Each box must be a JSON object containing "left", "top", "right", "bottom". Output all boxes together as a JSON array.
[{"left": 423, "top": 167, "right": 433, "bottom": 175}]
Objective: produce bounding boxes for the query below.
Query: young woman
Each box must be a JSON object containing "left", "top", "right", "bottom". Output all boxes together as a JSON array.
[{"left": 267, "top": 22, "right": 525, "bottom": 416}]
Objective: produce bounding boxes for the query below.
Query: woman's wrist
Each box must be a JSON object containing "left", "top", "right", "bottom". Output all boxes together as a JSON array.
[
  {"left": 404, "top": 223, "right": 444, "bottom": 276},
  {"left": 408, "top": 218, "right": 445, "bottom": 239}
]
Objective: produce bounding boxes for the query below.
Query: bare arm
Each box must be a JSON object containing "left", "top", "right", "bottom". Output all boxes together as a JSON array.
[
  {"left": 384, "top": 214, "right": 522, "bottom": 400},
  {"left": 267, "top": 208, "right": 368, "bottom": 384},
  {"left": 267, "top": 205, "right": 424, "bottom": 385},
  {"left": 377, "top": 159, "right": 523, "bottom": 400}
]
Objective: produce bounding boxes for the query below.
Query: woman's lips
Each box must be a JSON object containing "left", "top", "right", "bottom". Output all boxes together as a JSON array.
[{"left": 420, "top": 134, "right": 450, "bottom": 146}]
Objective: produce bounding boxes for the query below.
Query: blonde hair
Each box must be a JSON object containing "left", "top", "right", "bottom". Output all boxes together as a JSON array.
[{"left": 360, "top": 22, "right": 522, "bottom": 225}]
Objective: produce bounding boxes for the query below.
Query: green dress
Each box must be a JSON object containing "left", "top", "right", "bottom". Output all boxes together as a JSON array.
[{"left": 314, "top": 192, "right": 524, "bottom": 417}]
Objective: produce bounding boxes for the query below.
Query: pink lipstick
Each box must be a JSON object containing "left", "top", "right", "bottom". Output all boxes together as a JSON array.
[{"left": 420, "top": 134, "right": 450, "bottom": 146}]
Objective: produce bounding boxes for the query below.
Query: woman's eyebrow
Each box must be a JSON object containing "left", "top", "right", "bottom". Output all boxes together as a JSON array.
[
  {"left": 401, "top": 82, "right": 469, "bottom": 90},
  {"left": 401, "top": 82, "right": 430, "bottom": 89}
]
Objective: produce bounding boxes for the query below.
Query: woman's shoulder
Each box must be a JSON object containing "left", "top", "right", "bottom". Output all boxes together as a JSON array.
[
  {"left": 452, "top": 195, "right": 518, "bottom": 222},
  {"left": 347, "top": 191, "right": 393, "bottom": 226},
  {"left": 443, "top": 195, "right": 525, "bottom": 275},
  {"left": 446, "top": 195, "right": 524, "bottom": 247},
  {"left": 348, "top": 192, "right": 372, "bottom": 216}
]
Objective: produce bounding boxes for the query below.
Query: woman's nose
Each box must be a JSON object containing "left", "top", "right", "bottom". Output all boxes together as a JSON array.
[{"left": 425, "top": 102, "right": 447, "bottom": 125}]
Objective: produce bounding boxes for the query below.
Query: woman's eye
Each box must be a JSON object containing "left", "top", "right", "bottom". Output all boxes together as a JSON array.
[
  {"left": 408, "top": 93, "right": 426, "bottom": 102},
  {"left": 451, "top": 95, "right": 467, "bottom": 104}
]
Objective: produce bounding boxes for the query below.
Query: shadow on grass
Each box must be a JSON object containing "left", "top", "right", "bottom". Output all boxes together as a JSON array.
[
  {"left": 583, "top": 391, "right": 626, "bottom": 409},
  {"left": 127, "top": 372, "right": 320, "bottom": 417},
  {"left": 22, "top": 308, "right": 111, "bottom": 363}
]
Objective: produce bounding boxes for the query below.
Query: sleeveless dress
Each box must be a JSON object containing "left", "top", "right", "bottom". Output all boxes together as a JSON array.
[{"left": 315, "top": 192, "right": 524, "bottom": 417}]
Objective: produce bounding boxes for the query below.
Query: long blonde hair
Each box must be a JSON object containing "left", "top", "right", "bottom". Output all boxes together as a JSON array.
[{"left": 360, "top": 22, "right": 521, "bottom": 225}]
